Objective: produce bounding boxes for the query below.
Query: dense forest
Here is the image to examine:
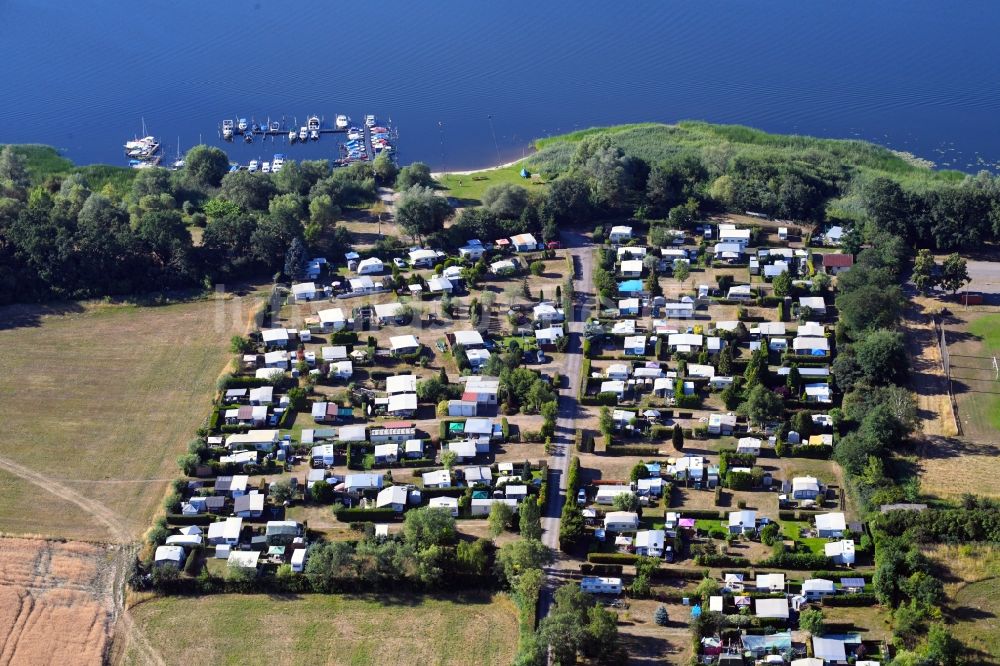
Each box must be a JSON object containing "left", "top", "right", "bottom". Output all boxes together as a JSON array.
[{"left": 3, "top": 121, "right": 1000, "bottom": 304}]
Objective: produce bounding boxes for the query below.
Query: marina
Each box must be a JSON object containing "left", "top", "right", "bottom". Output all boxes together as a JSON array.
[{"left": 124, "top": 113, "right": 397, "bottom": 169}]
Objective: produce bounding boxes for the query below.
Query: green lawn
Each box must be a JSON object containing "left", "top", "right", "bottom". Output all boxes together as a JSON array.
[
  {"left": 436, "top": 164, "right": 546, "bottom": 204},
  {"left": 969, "top": 314, "right": 1000, "bottom": 353},
  {"left": 126, "top": 592, "right": 519, "bottom": 666},
  {"left": 952, "top": 578, "right": 1000, "bottom": 665},
  {"left": 778, "top": 520, "right": 827, "bottom": 554}
]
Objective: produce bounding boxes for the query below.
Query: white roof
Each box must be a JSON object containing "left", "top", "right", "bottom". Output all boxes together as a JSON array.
[
  {"left": 709, "top": 596, "right": 724, "bottom": 612},
  {"left": 634, "top": 529, "right": 665, "bottom": 549},
  {"left": 428, "top": 276, "right": 452, "bottom": 292},
  {"left": 409, "top": 248, "right": 439, "bottom": 262},
  {"left": 621, "top": 259, "right": 644, "bottom": 274},
  {"left": 357, "top": 257, "right": 383, "bottom": 271},
  {"left": 376, "top": 485, "right": 408, "bottom": 508},
  {"left": 624, "top": 335, "right": 646, "bottom": 349},
  {"left": 155, "top": 545, "right": 185, "bottom": 563},
  {"left": 386, "top": 374, "right": 417, "bottom": 394},
  {"left": 606, "top": 363, "right": 630, "bottom": 377},
  {"left": 405, "top": 439, "right": 424, "bottom": 453},
  {"left": 207, "top": 517, "right": 243, "bottom": 542},
  {"left": 345, "top": 473, "right": 382, "bottom": 490},
  {"left": 612, "top": 319, "right": 636, "bottom": 335},
  {"left": 601, "top": 380, "right": 626, "bottom": 394},
  {"left": 824, "top": 539, "right": 856, "bottom": 558},
  {"left": 533, "top": 302, "right": 558, "bottom": 317},
  {"left": 429, "top": 496, "right": 459, "bottom": 509},
  {"left": 349, "top": 276, "right": 375, "bottom": 290},
  {"left": 604, "top": 511, "right": 639, "bottom": 525},
  {"left": 453, "top": 329, "right": 485, "bottom": 347},
  {"left": 595, "top": 484, "right": 634, "bottom": 498},
  {"left": 619, "top": 298, "right": 640, "bottom": 310},
  {"left": 794, "top": 336, "right": 829, "bottom": 351},
  {"left": 318, "top": 308, "right": 345, "bottom": 324},
  {"left": 665, "top": 301, "right": 694, "bottom": 312},
  {"left": 812, "top": 637, "right": 847, "bottom": 662},
  {"left": 390, "top": 335, "right": 420, "bottom": 351},
  {"left": 757, "top": 322, "right": 786, "bottom": 336},
  {"left": 423, "top": 470, "right": 451, "bottom": 486},
  {"left": 291, "top": 282, "right": 316, "bottom": 296},
  {"left": 729, "top": 510, "right": 756, "bottom": 528},
  {"left": 464, "top": 417, "right": 494, "bottom": 435},
  {"left": 291, "top": 549, "right": 306, "bottom": 566},
  {"left": 510, "top": 232, "right": 538, "bottom": 246},
  {"left": 668, "top": 333, "right": 703, "bottom": 346},
  {"left": 799, "top": 296, "right": 826, "bottom": 310},
  {"left": 373, "top": 443, "right": 398, "bottom": 458},
  {"left": 226, "top": 430, "right": 279, "bottom": 447},
  {"left": 388, "top": 393, "right": 418, "bottom": 413},
  {"left": 338, "top": 424, "right": 367, "bottom": 442},
  {"left": 263, "top": 350, "right": 288, "bottom": 364},
  {"left": 617, "top": 246, "right": 646, "bottom": 258},
  {"left": 798, "top": 321, "right": 825, "bottom": 336},
  {"left": 792, "top": 476, "right": 821, "bottom": 492},
  {"left": 755, "top": 597, "right": 789, "bottom": 619},
  {"left": 462, "top": 466, "right": 492, "bottom": 483},
  {"left": 803, "top": 578, "right": 836, "bottom": 593},
  {"left": 373, "top": 302, "right": 404, "bottom": 318},
  {"left": 687, "top": 363, "right": 715, "bottom": 378},
  {"left": 535, "top": 326, "right": 564, "bottom": 342},
  {"left": 815, "top": 512, "right": 847, "bottom": 531},
  {"left": 227, "top": 550, "right": 260, "bottom": 569},
  {"left": 449, "top": 440, "right": 477, "bottom": 457},
  {"left": 261, "top": 328, "right": 289, "bottom": 343},
  {"left": 610, "top": 225, "right": 632, "bottom": 236}
]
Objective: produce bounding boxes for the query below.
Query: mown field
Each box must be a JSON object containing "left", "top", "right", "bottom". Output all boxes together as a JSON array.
[
  {"left": 124, "top": 592, "right": 519, "bottom": 666},
  {"left": 0, "top": 297, "right": 249, "bottom": 540}
]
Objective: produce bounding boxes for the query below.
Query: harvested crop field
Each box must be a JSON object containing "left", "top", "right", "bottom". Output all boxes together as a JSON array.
[
  {"left": 0, "top": 297, "right": 250, "bottom": 540},
  {"left": 125, "top": 591, "right": 519, "bottom": 666},
  {"left": 0, "top": 537, "right": 114, "bottom": 665}
]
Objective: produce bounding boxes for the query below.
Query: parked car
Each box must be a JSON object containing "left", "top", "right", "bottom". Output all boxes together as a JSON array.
[
  {"left": 393, "top": 258, "right": 406, "bottom": 268},
  {"left": 577, "top": 489, "right": 587, "bottom": 505},
  {"left": 546, "top": 241, "right": 561, "bottom": 249}
]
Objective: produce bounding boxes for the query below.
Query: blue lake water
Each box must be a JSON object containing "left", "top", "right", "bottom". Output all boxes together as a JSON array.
[{"left": 3, "top": 0, "right": 999, "bottom": 172}]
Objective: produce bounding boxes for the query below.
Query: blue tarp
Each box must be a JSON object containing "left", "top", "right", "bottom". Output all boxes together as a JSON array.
[
  {"left": 741, "top": 632, "right": 792, "bottom": 654},
  {"left": 618, "top": 280, "right": 643, "bottom": 293},
  {"left": 520, "top": 168, "right": 530, "bottom": 178},
  {"left": 690, "top": 604, "right": 701, "bottom": 618}
]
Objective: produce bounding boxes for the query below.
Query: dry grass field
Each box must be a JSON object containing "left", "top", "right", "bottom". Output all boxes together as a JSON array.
[
  {"left": 125, "top": 591, "right": 519, "bottom": 666},
  {"left": 0, "top": 298, "right": 248, "bottom": 540},
  {"left": 0, "top": 537, "right": 115, "bottom": 665}
]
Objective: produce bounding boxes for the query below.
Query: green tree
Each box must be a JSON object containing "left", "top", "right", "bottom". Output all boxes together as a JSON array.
[
  {"left": 530, "top": 260, "right": 545, "bottom": 276},
  {"left": 519, "top": 496, "right": 542, "bottom": 540},
  {"left": 672, "top": 424, "right": 684, "bottom": 451},
  {"left": 772, "top": 270, "right": 792, "bottom": 298},
  {"left": 630, "top": 462, "right": 650, "bottom": 482},
  {"left": 836, "top": 284, "right": 904, "bottom": 337},
  {"left": 673, "top": 261, "right": 690, "bottom": 283},
  {"left": 854, "top": 328, "right": 910, "bottom": 386},
  {"left": 229, "top": 335, "right": 255, "bottom": 353},
  {"left": 488, "top": 500, "right": 515, "bottom": 537},
  {"left": 310, "top": 479, "right": 333, "bottom": 503},
  {"left": 309, "top": 193, "right": 340, "bottom": 226},
  {"left": 739, "top": 384, "right": 784, "bottom": 428},
  {"left": 786, "top": 364, "right": 802, "bottom": 395},
  {"left": 403, "top": 506, "right": 457, "bottom": 549},
  {"left": 496, "top": 538, "right": 553, "bottom": 586},
  {"left": 395, "top": 162, "right": 435, "bottom": 190},
  {"left": 760, "top": 522, "right": 781, "bottom": 546},
  {"left": 939, "top": 252, "right": 970, "bottom": 295},
  {"left": 270, "top": 479, "right": 294, "bottom": 504},
  {"left": 372, "top": 152, "right": 399, "bottom": 186},
  {"left": 599, "top": 406, "right": 614, "bottom": 438},
  {"left": 559, "top": 504, "right": 586, "bottom": 551},
  {"left": 912, "top": 248, "right": 939, "bottom": 293},
  {"left": 654, "top": 605, "right": 669, "bottom": 626},
  {"left": 799, "top": 608, "right": 825, "bottom": 636},
  {"left": 395, "top": 185, "right": 452, "bottom": 242},
  {"left": 482, "top": 183, "right": 530, "bottom": 218},
  {"left": 184, "top": 145, "right": 230, "bottom": 189},
  {"left": 695, "top": 576, "right": 719, "bottom": 602},
  {"left": 612, "top": 492, "right": 639, "bottom": 512},
  {"left": 924, "top": 622, "right": 962, "bottom": 666}
]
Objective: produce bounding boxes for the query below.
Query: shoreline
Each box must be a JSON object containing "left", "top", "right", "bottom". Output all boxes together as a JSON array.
[{"left": 431, "top": 156, "right": 529, "bottom": 178}]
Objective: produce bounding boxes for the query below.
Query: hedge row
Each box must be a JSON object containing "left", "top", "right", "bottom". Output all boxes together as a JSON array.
[
  {"left": 694, "top": 554, "right": 751, "bottom": 567},
  {"left": 580, "top": 563, "right": 624, "bottom": 577},
  {"left": 812, "top": 570, "right": 872, "bottom": 581},
  {"left": 821, "top": 593, "right": 878, "bottom": 607},
  {"left": 757, "top": 552, "right": 830, "bottom": 569},
  {"left": 333, "top": 507, "right": 399, "bottom": 522},
  {"left": 605, "top": 444, "right": 660, "bottom": 456},
  {"left": 587, "top": 553, "right": 638, "bottom": 565},
  {"left": 164, "top": 514, "right": 217, "bottom": 526},
  {"left": 787, "top": 444, "right": 833, "bottom": 459}
]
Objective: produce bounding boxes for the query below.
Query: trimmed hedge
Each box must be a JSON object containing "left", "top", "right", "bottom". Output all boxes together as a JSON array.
[
  {"left": 165, "top": 514, "right": 216, "bottom": 526},
  {"left": 587, "top": 553, "right": 639, "bottom": 565},
  {"left": 789, "top": 444, "right": 833, "bottom": 459},
  {"left": 813, "top": 570, "right": 872, "bottom": 581},
  {"left": 683, "top": 509, "right": 725, "bottom": 520},
  {"left": 580, "top": 563, "right": 624, "bottom": 576},
  {"left": 694, "top": 554, "right": 751, "bottom": 567},
  {"left": 606, "top": 444, "right": 660, "bottom": 456},
  {"left": 334, "top": 507, "right": 398, "bottom": 522},
  {"left": 821, "top": 593, "right": 877, "bottom": 607},
  {"left": 649, "top": 567, "right": 711, "bottom": 581},
  {"left": 757, "top": 552, "right": 830, "bottom": 569}
]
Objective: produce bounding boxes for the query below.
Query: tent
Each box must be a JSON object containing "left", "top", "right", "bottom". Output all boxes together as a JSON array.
[{"left": 520, "top": 168, "right": 530, "bottom": 178}]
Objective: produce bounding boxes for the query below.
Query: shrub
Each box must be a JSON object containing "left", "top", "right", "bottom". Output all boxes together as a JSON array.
[
  {"left": 333, "top": 507, "right": 398, "bottom": 523},
  {"left": 587, "top": 553, "right": 639, "bottom": 565}
]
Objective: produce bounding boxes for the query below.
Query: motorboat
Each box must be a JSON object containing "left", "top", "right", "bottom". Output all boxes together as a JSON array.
[
  {"left": 244, "top": 131, "right": 254, "bottom": 143},
  {"left": 310, "top": 129, "right": 319, "bottom": 141},
  {"left": 307, "top": 115, "right": 320, "bottom": 132},
  {"left": 222, "top": 119, "right": 234, "bottom": 140},
  {"left": 298, "top": 126, "right": 308, "bottom": 141},
  {"left": 364, "top": 114, "right": 376, "bottom": 127},
  {"left": 261, "top": 162, "right": 271, "bottom": 174},
  {"left": 228, "top": 163, "right": 240, "bottom": 173},
  {"left": 288, "top": 130, "right": 297, "bottom": 143},
  {"left": 347, "top": 128, "right": 362, "bottom": 141},
  {"left": 335, "top": 114, "right": 349, "bottom": 129},
  {"left": 269, "top": 121, "right": 281, "bottom": 132},
  {"left": 237, "top": 118, "right": 248, "bottom": 133},
  {"left": 248, "top": 160, "right": 259, "bottom": 173}
]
